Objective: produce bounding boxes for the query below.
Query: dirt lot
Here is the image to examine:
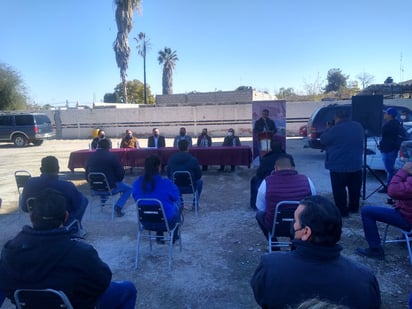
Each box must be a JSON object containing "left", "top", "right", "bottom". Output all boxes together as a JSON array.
[{"left": 0, "top": 138, "right": 411, "bottom": 308}]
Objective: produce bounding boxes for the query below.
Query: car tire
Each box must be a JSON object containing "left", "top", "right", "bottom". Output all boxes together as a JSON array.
[
  {"left": 32, "top": 140, "right": 44, "bottom": 146},
  {"left": 13, "top": 134, "right": 28, "bottom": 147}
]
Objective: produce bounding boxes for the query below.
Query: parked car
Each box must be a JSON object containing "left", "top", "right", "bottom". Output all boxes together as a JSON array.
[
  {"left": 304, "top": 103, "right": 412, "bottom": 150},
  {"left": 0, "top": 112, "right": 55, "bottom": 147}
]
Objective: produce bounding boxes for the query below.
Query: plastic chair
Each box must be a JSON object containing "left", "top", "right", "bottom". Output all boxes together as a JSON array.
[
  {"left": 382, "top": 224, "right": 412, "bottom": 266},
  {"left": 135, "top": 198, "right": 182, "bottom": 271},
  {"left": 87, "top": 172, "right": 117, "bottom": 220},
  {"left": 268, "top": 201, "right": 300, "bottom": 252},
  {"left": 14, "top": 288, "right": 73, "bottom": 309},
  {"left": 172, "top": 171, "right": 199, "bottom": 216},
  {"left": 15, "top": 170, "right": 32, "bottom": 214}
]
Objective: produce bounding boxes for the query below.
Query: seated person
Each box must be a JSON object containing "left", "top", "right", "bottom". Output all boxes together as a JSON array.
[
  {"left": 20, "top": 156, "right": 88, "bottom": 236},
  {"left": 173, "top": 127, "right": 192, "bottom": 148},
  {"left": 85, "top": 139, "right": 132, "bottom": 217},
  {"left": 91, "top": 129, "right": 112, "bottom": 149},
  {"left": 147, "top": 127, "right": 166, "bottom": 148},
  {"left": 0, "top": 188, "right": 137, "bottom": 309},
  {"left": 255, "top": 154, "right": 316, "bottom": 241},
  {"left": 251, "top": 195, "right": 381, "bottom": 309},
  {"left": 356, "top": 161, "right": 412, "bottom": 260},
  {"left": 218, "top": 128, "right": 241, "bottom": 172},
  {"left": 250, "top": 139, "right": 295, "bottom": 209},
  {"left": 167, "top": 140, "right": 203, "bottom": 208},
  {"left": 132, "top": 155, "right": 182, "bottom": 243},
  {"left": 120, "top": 129, "right": 140, "bottom": 149},
  {"left": 197, "top": 128, "right": 212, "bottom": 171}
]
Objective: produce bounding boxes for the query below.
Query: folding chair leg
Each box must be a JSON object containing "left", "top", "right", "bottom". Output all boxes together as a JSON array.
[{"left": 135, "top": 230, "right": 142, "bottom": 269}]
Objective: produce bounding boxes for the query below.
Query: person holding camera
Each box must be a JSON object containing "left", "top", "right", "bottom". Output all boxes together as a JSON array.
[
  {"left": 120, "top": 129, "right": 140, "bottom": 149},
  {"left": 320, "top": 110, "right": 364, "bottom": 217}
]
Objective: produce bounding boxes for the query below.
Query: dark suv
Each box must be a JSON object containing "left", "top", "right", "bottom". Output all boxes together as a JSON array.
[
  {"left": 0, "top": 113, "right": 55, "bottom": 147},
  {"left": 305, "top": 103, "right": 412, "bottom": 149}
]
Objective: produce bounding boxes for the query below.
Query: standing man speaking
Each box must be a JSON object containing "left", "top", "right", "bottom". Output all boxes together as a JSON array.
[{"left": 320, "top": 110, "right": 364, "bottom": 217}]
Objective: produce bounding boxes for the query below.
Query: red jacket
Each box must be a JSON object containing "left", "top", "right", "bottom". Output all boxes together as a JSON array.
[{"left": 388, "top": 168, "right": 412, "bottom": 225}]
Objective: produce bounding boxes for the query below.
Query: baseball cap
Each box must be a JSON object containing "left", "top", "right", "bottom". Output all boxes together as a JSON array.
[{"left": 383, "top": 108, "right": 397, "bottom": 117}]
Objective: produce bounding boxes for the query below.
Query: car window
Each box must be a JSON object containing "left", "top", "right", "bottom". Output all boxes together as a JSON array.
[
  {"left": 34, "top": 115, "right": 51, "bottom": 125},
  {"left": 15, "top": 115, "right": 34, "bottom": 126},
  {"left": 0, "top": 115, "right": 13, "bottom": 126}
]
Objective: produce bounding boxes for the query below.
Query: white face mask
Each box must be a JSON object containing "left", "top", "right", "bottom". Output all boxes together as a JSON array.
[
  {"left": 401, "top": 115, "right": 406, "bottom": 120},
  {"left": 227, "top": 132, "right": 233, "bottom": 137}
]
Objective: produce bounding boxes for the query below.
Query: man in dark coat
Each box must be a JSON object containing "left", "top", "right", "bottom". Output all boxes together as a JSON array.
[
  {"left": 320, "top": 110, "right": 364, "bottom": 217},
  {"left": 147, "top": 127, "right": 166, "bottom": 148},
  {"left": 251, "top": 195, "right": 381, "bottom": 309},
  {"left": 86, "top": 139, "right": 132, "bottom": 217},
  {"left": 167, "top": 139, "right": 203, "bottom": 206},
  {"left": 0, "top": 188, "right": 137, "bottom": 309}
]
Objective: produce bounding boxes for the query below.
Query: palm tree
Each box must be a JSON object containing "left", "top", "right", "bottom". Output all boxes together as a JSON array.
[
  {"left": 113, "top": 0, "right": 141, "bottom": 103},
  {"left": 158, "top": 47, "right": 178, "bottom": 95},
  {"left": 134, "top": 32, "right": 150, "bottom": 104}
]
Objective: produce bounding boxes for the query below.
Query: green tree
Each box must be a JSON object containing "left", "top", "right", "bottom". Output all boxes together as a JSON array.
[
  {"left": 384, "top": 76, "right": 394, "bottom": 84},
  {"left": 113, "top": 0, "right": 141, "bottom": 103},
  {"left": 103, "top": 92, "right": 121, "bottom": 103},
  {"left": 276, "top": 87, "right": 296, "bottom": 99},
  {"left": 235, "top": 86, "right": 252, "bottom": 91},
  {"left": 324, "top": 68, "right": 348, "bottom": 95},
  {"left": 134, "top": 32, "right": 151, "bottom": 104},
  {"left": 158, "top": 47, "right": 178, "bottom": 95},
  {"left": 113, "top": 79, "right": 154, "bottom": 104},
  {"left": 0, "top": 63, "right": 28, "bottom": 110}
]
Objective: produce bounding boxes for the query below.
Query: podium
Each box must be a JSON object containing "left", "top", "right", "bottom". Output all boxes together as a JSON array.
[{"left": 258, "top": 131, "right": 274, "bottom": 157}]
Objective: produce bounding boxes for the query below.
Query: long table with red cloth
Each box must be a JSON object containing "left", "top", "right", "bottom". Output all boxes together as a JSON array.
[{"left": 67, "top": 146, "right": 252, "bottom": 172}]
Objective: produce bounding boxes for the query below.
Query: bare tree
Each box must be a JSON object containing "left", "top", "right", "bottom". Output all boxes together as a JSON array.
[{"left": 356, "top": 72, "right": 375, "bottom": 89}]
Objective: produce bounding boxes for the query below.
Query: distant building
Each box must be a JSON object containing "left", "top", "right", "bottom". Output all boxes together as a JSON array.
[
  {"left": 155, "top": 89, "right": 277, "bottom": 106},
  {"left": 358, "top": 80, "right": 412, "bottom": 98}
]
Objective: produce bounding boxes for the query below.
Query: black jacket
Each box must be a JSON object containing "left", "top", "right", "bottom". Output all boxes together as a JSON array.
[
  {"left": 85, "top": 149, "right": 125, "bottom": 187},
  {"left": 147, "top": 135, "right": 166, "bottom": 148},
  {"left": 167, "top": 151, "right": 202, "bottom": 182},
  {"left": 379, "top": 118, "right": 402, "bottom": 153},
  {"left": 251, "top": 240, "right": 381, "bottom": 309},
  {"left": 0, "top": 226, "right": 111, "bottom": 308}
]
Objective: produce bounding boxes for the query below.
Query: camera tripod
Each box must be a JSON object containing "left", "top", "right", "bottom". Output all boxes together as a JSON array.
[{"left": 361, "top": 134, "right": 386, "bottom": 200}]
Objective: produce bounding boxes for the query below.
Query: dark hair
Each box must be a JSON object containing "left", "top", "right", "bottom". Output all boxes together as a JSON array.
[
  {"left": 274, "top": 154, "right": 293, "bottom": 169},
  {"left": 178, "top": 139, "right": 189, "bottom": 151},
  {"left": 41, "top": 156, "right": 59, "bottom": 174},
  {"left": 335, "top": 110, "right": 349, "bottom": 120},
  {"left": 270, "top": 139, "right": 284, "bottom": 153},
  {"left": 262, "top": 109, "right": 269, "bottom": 114},
  {"left": 98, "top": 138, "right": 110, "bottom": 149},
  {"left": 298, "top": 195, "right": 342, "bottom": 246},
  {"left": 28, "top": 188, "right": 67, "bottom": 230},
  {"left": 142, "top": 155, "right": 161, "bottom": 193}
]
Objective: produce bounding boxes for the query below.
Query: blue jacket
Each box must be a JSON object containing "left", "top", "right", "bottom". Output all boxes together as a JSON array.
[
  {"left": 132, "top": 174, "right": 180, "bottom": 220},
  {"left": 320, "top": 120, "right": 364, "bottom": 172},
  {"left": 85, "top": 149, "right": 125, "bottom": 187},
  {"left": 20, "top": 174, "right": 87, "bottom": 215}
]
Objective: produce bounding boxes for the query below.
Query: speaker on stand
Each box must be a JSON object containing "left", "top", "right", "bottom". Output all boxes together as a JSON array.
[{"left": 351, "top": 95, "right": 386, "bottom": 200}]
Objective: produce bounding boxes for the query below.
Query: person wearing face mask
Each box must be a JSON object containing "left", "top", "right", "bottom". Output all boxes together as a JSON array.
[
  {"left": 218, "top": 128, "right": 241, "bottom": 172},
  {"left": 197, "top": 128, "right": 212, "bottom": 171},
  {"left": 120, "top": 129, "right": 140, "bottom": 149},
  {"left": 251, "top": 195, "right": 381, "bottom": 309},
  {"left": 173, "top": 127, "right": 192, "bottom": 148},
  {"left": 91, "top": 129, "right": 112, "bottom": 149},
  {"left": 147, "top": 128, "right": 166, "bottom": 148}
]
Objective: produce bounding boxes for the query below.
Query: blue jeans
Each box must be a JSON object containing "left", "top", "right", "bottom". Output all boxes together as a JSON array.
[
  {"left": 112, "top": 181, "right": 132, "bottom": 209},
  {"left": 97, "top": 281, "right": 137, "bottom": 309},
  {"left": 381, "top": 150, "right": 398, "bottom": 186},
  {"left": 361, "top": 206, "right": 412, "bottom": 249}
]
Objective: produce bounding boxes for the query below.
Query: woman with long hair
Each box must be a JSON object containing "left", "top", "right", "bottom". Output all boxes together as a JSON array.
[{"left": 132, "top": 154, "right": 181, "bottom": 243}]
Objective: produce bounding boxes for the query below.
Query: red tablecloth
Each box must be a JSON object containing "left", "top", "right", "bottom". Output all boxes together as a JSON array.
[{"left": 68, "top": 146, "right": 252, "bottom": 172}]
